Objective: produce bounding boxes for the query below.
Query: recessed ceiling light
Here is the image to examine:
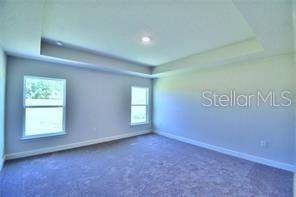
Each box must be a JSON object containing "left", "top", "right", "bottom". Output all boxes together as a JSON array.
[
  {"left": 141, "top": 36, "right": 152, "bottom": 45},
  {"left": 56, "top": 41, "right": 63, "bottom": 46}
]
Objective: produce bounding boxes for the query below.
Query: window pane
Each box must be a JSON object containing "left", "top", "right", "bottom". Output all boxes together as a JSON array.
[
  {"left": 25, "top": 107, "right": 64, "bottom": 136},
  {"left": 132, "top": 87, "right": 148, "bottom": 105},
  {"left": 131, "top": 106, "right": 147, "bottom": 124},
  {"left": 25, "top": 77, "right": 65, "bottom": 106}
]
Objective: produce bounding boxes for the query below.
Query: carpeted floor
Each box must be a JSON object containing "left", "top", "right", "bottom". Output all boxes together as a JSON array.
[{"left": 0, "top": 134, "right": 293, "bottom": 197}]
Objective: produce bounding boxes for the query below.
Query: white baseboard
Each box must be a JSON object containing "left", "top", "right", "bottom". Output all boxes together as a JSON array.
[
  {"left": 5, "top": 130, "right": 152, "bottom": 160},
  {"left": 155, "top": 130, "right": 295, "bottom": 172}
]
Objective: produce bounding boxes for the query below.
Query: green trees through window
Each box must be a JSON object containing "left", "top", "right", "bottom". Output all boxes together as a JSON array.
[
  {"left": 23, "top": 76, "right": 66, "bottom": 138},
  {"left": 25, "top": 78, "right": 63, "bottom": 100},
  {"left": 131, "top": 87, "right": 149, "bottom": 125}
]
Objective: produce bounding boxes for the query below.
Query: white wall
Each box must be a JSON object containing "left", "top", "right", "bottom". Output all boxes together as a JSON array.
[
  {"left": 0, "top": 47, "right": 6, "bottom": 170},
  {"left": 154, "top": 53, "right": 295, "bottom": 168},
  {"left": 5, "top": 56, "right": 152, "bottom": 156}
]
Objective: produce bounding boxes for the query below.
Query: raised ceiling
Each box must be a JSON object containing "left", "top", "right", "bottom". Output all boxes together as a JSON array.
[
  {"left": 0, "top": 0, "right": 294, "bottom": 77},
  {"left": 43, "top": 0, "right": 254, "bottom": 66},
  {"left": 1, "top": 0, "right": 254, "bottom": 66}
]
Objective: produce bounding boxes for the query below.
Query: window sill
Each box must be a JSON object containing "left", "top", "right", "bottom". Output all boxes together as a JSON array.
[
  {"left": 130, "top": 122, "right": 150, "bottom": 126},
  {"left": 21, "top": 131, "right": 66, "bottom": 140}
]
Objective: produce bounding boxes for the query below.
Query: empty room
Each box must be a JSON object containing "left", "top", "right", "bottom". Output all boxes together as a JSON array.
[{"left": 0, "top": 0, "right": 295, "bottom": 196}]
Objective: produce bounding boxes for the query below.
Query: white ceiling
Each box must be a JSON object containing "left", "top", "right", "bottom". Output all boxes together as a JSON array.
[
  {"left": 43, "top": 0, "right": 254, "bottom": 66},
  {"left": 0, "top": 0, "right": 294, "bottom": 72},
  {"left": 152, "top": 0, "right": 295, "bottom": 77},
  {"left": 233, "top": 0, "right": 294, "bottom": 55},
  {"left": 1, "top": 0, "right": 254, "bottom": 66},
  {"left": 0, "top": 0, "right": 45, "bottom": 54}
]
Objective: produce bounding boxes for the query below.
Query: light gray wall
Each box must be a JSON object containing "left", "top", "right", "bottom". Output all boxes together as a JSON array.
[
  {"left": 154, "top": 54, "right": 295, "bottom": 165},
  {"left": 5, "top": 56, "right": 152, "bottom": 155},
  {"left": 0, "top": 47, "right": 6, "bottom": 168}
]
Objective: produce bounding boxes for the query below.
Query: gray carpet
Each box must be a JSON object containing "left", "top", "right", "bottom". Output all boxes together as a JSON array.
[{"left": 0, "top": 134, "right": 293, "bottom": 197}]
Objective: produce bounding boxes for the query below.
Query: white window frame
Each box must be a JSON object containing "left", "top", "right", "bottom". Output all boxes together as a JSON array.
[
  {"left": 22, "top": 76, "right": 67, "bottom": 140},
  {"left": 130, "top": 86, "right": 150, "bottom": 126}
]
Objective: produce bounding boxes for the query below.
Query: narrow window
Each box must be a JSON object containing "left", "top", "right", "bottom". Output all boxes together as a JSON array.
[
  {"left": 23, "top": 76, "right": 66, "bottom": 139},
  {"left": 131, "top": 86, "right": 149, "bottom": 125}
]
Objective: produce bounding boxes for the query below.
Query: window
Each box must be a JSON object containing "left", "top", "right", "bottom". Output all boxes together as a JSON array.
[
  {"left": 23, "top": 76, "right": 66, "bottom": 139},
  {"left": 131, "top": 86, "right": 149, "bottom": 125}
]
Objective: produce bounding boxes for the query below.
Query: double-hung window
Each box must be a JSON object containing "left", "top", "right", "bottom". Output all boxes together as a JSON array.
[
  {"left": 131, "top": 86, "right": 149, "bottom": 125},
  {"left": 23, "top": 76, "right": 66, "bottom": 139}
]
